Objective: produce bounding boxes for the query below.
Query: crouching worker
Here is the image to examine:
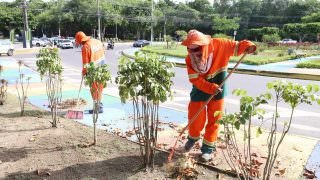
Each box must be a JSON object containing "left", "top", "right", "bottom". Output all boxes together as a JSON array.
[
  {"left": 75, "top": 31, "right": 105, "bottom": 114},
  {"left": 181, "top": 29, "right": 256, "bottom": 162}
]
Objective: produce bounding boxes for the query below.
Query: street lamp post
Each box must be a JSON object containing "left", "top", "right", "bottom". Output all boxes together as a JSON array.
[
  {"left": 150, "top": 0, "right": 153, "bottom": 44},
  {"left": 97, "top": 0, "right": 101, "bottom": 41},
  {"left": 22, "top": 0, "right": 30, "bottom": 48}
]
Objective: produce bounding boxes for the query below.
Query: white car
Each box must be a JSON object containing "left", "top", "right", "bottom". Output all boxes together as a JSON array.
[
  {"left": 32, "top": 38, "right": 47, "bottom": 47},
  {"left": 279, "top": 39, "right": 297, "bottom": 44},
  {"left": 0, "top": 39, "right": 14, "bottom": 56},
  {"left": 60, "top": 39, "right": 74, "bottom": 49}
]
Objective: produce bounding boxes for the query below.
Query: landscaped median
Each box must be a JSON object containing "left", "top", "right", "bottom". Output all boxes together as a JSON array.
[
  {"left": 14, "top": 47, "right": 41, "bottom": 54},
  {"left": 297, "top": 59, "right": 320, "bottom": 69},
  {"left": 141, "top": 43, "right": 320, "bottom": 67}
]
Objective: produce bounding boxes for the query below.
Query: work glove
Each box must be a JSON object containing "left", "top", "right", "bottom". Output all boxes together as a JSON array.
[{"left": 246, "top": 45, "right": 256, "bottom": 54}]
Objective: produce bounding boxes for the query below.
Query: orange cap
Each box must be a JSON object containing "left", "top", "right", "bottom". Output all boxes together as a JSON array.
[
  {"left": 75, "top": 31, "right": 90, "bottom": 45},
  {"left": 181, "top": 29, "right": 211, "bottom": 46}
]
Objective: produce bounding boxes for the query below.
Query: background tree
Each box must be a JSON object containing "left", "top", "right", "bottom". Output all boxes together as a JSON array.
[{"left": 212, "top": 16, "right": 240, "bottom": 35}]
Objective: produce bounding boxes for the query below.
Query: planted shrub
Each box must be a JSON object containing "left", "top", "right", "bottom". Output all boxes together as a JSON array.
[
  {"left": 277, "top": 52, "right": 284, "bottom": 57},
  {"left": 164, "top": 35, "right": 173, "bottom": 49},
  {"left": 83, "top": 62, "right": 111, "bottom": 145},
  {"left": 116, "top": 52, "right": 175, "bottom": 170},
  {"left": 0, "top": 65, "right": 6, "bottom": 105},
  {"left": 287, "top": 48, "right": 295, "bottom": 55},
  {"left": 36, "top": 48, "right": 63, "bottom": 127},
  {"left": 0, "top": 79, "right": 8, "bottom": 105},
  {"left": 15, "top": 60, "right": 32, "bottom": 116},
  {"left": 218, "top": 80, "right": 320, "bottom": 180}
]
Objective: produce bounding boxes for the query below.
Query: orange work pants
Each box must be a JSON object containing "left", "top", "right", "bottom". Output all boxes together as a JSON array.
[
  {"left": 90, "top": 82, "right": 104, "bottom": 101},
  {"left": 188, "top": 98, "right": 224, "bottom": 147}
]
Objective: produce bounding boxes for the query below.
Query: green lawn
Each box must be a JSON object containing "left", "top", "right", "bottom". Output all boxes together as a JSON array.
[
  {"left": 297, "top": 59, "right": 320, "bottom": 69},
  {"left": 141, "top": 44, "right": 320, "bottom": 66}
]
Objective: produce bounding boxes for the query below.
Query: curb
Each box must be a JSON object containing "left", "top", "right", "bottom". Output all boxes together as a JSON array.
[
  {"left": 15, "top": 48, "right": 40, "bottom": 54},
  {"left": 121, "top": 51, "right": 320, "bottom": 81},
  {"left": 305, "top": 141, "right": 320, "bottom": 178}
]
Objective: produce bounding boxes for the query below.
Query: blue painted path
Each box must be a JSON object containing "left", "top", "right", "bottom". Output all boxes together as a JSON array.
[
  {"left": 28, "top": 90, "right": 187, "bottom": 140},
  {"left": 0, "top": 59, "right": 41, "bottom": 83}
]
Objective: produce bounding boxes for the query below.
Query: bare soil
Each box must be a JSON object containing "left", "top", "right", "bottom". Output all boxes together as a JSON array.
[{"left": 0, "top": 93, "right": 226, "bottom": 180}]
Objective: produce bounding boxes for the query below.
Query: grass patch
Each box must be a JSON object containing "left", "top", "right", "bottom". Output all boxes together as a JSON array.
[
  {"left": 141, "top": 45, "right": 186, "bottom": 58},
  {"left": 296, "top": 59, "right": 320, "bottom": 69},
  {"left": 142, "top": 44, "right": 320, "bottom": 65}
]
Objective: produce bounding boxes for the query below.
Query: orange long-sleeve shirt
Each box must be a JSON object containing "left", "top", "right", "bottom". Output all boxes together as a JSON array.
[
  {"left": 81, "top": 38, "right": 105, "bottom": 75},
  {"left": 186, "top": 38, "right": 256, "bottom": 101}
]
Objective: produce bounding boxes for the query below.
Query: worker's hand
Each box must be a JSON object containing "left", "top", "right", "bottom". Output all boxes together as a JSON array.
[
  {"left": 213, "top": 87, "right": 223, "bottom": 95},
  {"left": 246, "top": 45, "right": 256, "bottom": 54}
]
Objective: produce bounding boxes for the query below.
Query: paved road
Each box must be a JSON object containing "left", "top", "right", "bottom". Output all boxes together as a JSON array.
[{"left": 12, "top": 43, "right": 320, "bottom": 138}]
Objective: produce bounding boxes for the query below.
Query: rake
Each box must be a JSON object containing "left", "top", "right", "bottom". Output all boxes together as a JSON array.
[
  {"left": 167, "top": 52, "right": 248, "bottom": 162},
  {"left": 66, "top": 76, "right": 84, "bottom": 119}
]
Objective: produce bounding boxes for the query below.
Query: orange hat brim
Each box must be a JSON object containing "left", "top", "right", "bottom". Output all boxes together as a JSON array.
[
  {"left": 75, "top": 34, "right": 90, "bottom": 45},
  {"left": 181, "top": 35, "right": 211, "bottom": 46}
]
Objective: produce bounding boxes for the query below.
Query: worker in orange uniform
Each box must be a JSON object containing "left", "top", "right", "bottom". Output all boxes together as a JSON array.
[
  {"left": 181, "top": 29, "right": 256, "bottom": 162},
  {"left": 75, "top": 31, "right": 105, "bottom": 113}
]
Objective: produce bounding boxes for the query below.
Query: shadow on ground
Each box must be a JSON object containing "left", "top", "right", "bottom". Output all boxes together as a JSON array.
[
  {"left": 0, "top": 110, "right": 51, "bottom": 118},
  {"left": 5, "top": 153, "right": 168, "bottom": 179},
  {"left": 0, "top": 145, "right": 77, "bottom": 164},
  {"left": 0, "top": 147, "right": 28, "bottom": 163}
]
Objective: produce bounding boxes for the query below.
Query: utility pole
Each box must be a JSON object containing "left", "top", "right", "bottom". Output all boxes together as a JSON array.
[
  {"left": 58, "top": 0, "right": 61, "bottom": 37},
  {"left": 150, "top": 0, "right": 153, "bottom": 44},
  {"left": 97, "top": 0, "right": 101, "bottom": 41},
  {"left": 164, "top": 15, "right": 166, "bottom": 42},
  {"left": 115, "top": 23, "right": 118, "bottom": 39},
  {"left": 22, "top": 0, "right": 30, "bottom": 48}
]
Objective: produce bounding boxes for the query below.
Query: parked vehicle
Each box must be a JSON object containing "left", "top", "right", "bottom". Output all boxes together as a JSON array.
[
  {"left": 32, "top": 38, "right": 47, "bottom": 47},
  {"left": 279, "top": 39, "right": 297, "bottom": 44},
  {"left": 56, "top": 39, "right": 65, "bottom": 47},
  {"left": 40, "top": 37, "right": 52, "bottom": 46},
  {"left": 59, "top": 39, "right": 74, "bottom": 49},
  {"left": 107, "top": 40, "right": 114, "bottom": 50},
  {"left": 0, "top": 39, "right": 14, "bottom": 56},
  {"left": 66, "top": 37, "right": 75, "bottom": 45},
  {"left": 133, "top": 40, "right": 150, "bottom": 47}
]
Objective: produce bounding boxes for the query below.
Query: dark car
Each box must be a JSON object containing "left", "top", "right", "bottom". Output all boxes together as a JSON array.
[{"left": 133, "top": 40, "right": 150, "bottom": 47}]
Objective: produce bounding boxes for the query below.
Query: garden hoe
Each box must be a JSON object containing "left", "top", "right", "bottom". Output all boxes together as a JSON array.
[
  {"left": 168, "top": 51, "right": 248, "bottom": 162},
  {"left": 66, "top": 76, "right": 84, "bottom": 119}
]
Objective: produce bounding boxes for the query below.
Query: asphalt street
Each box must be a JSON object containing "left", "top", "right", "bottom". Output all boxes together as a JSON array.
[{"left": 12, "top": 43, "right": 320, "bottom": 138}]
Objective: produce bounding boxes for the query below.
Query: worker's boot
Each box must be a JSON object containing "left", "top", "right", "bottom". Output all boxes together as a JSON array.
[
  {"left": 88, "top": 102, "right": 104, "bottom": 114},
  {"left": 184, "top": 138, "right": 197, "bottom": 152},
  {"left": 199, "top": 143, "right": 216, "bottom": 162}
]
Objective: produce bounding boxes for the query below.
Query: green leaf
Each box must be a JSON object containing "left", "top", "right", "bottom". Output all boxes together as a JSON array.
[
  {"left": 267, "top": 82, "right": 273, "bottom": 89},
  {"left": 234, "top": 121, "right": 240, "bottom": 130},
  {"left": 307, "top": 84, "right": 312, "bottom": 93},
  {"left": 256, "top": 127, "right": 263, "bottom": 137},
  {"left": 214, "top": 111, "right": 222, "bottom": 117},
  {"left": 313, "top": 84, "right": 319, "bottom": 92}
]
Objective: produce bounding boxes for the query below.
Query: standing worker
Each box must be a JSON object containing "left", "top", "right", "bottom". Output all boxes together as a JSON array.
[
  {"left": 181, "top": 29, "right": 256, "bottom": 162},
  {"left": 75, "top": 31, "right": 105, "bottom": 113}
]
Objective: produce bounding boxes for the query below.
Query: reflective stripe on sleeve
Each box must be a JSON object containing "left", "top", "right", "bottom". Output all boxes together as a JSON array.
[
  {"left": 188, "top": 73, "right": 199, "bottom": 79},
  {"left": 206, "top": 67, "right": 227, "bottom": 80}
]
